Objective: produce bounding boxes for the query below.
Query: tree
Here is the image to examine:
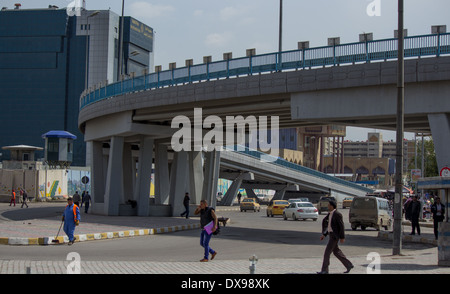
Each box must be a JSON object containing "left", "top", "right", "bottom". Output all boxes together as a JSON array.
[{"left": 408, "top": 138, "right": 438, "bottom": 178}]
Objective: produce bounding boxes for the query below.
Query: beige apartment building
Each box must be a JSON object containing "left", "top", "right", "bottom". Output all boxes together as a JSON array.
[{"left": 296, "top": 130, "right": 415, "bottom": 188}]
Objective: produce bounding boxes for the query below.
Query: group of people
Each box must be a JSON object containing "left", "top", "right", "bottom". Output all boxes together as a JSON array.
[
  {"left": 72, "top": 191, "right": 92, "bottom": 213},
  {"left": 9, "top": 188, "right": 29, "bottom": 208},
  {"left": 191, "top": 196, "right": 354, "bottom": 274},
  {"left": 404, "top": 194, "right": 445, "bottom": 240}
]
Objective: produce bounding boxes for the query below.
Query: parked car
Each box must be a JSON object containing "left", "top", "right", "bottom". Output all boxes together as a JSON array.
[
  {"left": 240, "top": 198, "right": 261, "bottom": 212},
  {"left": 317, "top": 196, "right": 336, "bottom": 214},
  {"left": 283, "top": 202, "right": 318, "bottom": 221},
  {"left": 342, "top": 197, "right": 354, "bottom": 209},
  {"left": 266, "top": 200, "right": 290, "bottom": 217}
]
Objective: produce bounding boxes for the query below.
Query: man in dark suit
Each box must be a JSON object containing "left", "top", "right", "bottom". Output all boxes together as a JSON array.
[
  {"left": 318, "top": 200, "right": 354, "bottom": 274},
  {"left": 431, "top": 196, "right": 445, "bottom": 240},
  {"left": 406, "top": 195, "right": 421, "bottom": 235}
]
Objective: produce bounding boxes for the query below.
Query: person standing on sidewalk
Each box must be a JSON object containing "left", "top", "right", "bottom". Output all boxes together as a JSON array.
[
  {"left": 9, "top": 189, "right": 16, "bottom": 207},
  {"left": 431, "top": 197, "right": 445, "bottom": 240},
  {"left": 21, "top": 189, "right": 28, "bottom": 208},
  {"left": 180, "top": 192, "right": 190, "bottom": 219},
  {"left": 194, "top": 200, "right": 218, "bottom": 262},
  {"left": 407, "top": 195, "right": 421, "bottom": 235},
  {"left": 62, "top": 197, "right": 80, "bottom": 245},
  {"left": 317, "top": 200, "right": 353, "bottom": 274},
  {"left": 73, "top": 191, "right": 81, "bottom": 207},
  {"left": 83, "top": 192, "right": 91, "bottom": 213}
]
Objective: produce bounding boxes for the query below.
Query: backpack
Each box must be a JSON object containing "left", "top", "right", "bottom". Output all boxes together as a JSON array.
[
  {"left": 213, "top": 220, "right": 220, "bottom": 235},
  {"left": 209, "top": 207, "right": 220, "bottom": 235}
]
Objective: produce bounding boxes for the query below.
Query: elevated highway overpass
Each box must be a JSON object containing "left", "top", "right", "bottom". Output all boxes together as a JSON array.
[
  {"left": 78, "top": 32, "right": 450, "bottom": 216},
  {"left": 218, "top": 147, "right": 372, "bottom": 207}
]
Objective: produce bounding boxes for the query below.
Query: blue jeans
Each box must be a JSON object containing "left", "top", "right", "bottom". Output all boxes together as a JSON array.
[
  {"left": 200, "top": 230, "right": 215, "bottom": 259},
  {"left": 63, "top": 222, "right": 76, "bottom": 242},
  {"left": 181, "top": 205, "right": 189, "bottom": 218}
]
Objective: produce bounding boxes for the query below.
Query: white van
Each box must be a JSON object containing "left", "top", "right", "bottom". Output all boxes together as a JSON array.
[{"left": 349, "top": 196, "right": 392, "bottom": 231}]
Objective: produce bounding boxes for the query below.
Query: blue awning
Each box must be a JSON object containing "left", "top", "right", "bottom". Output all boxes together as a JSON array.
[{"left": 41, "top": 130, "right": 77, "bottom": 140}]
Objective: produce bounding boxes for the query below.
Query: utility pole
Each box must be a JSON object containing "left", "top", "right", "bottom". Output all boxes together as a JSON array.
[
  {"left": 278, "top": 0, "right": 283, "bottom": 71},
  {"left": 279, "top": 0, "right": 283, "bottom": 53},
  {"left": 393, "top": 0, "right": 404, "bottom": 256},
  {"left": 118, "top": 0, "right": 125, "bottom": 81}
]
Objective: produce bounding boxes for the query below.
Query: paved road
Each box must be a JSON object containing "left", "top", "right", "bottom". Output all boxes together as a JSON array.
[{"left": 0, "top": 202, "right": 447, "bottom": 275}]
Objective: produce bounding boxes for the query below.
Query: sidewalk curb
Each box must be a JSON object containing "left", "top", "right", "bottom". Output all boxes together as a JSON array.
[
  {"left": 378, "top": 231, "right": 437, "bottom": 246},
  {"left": 0, "top": 223, "right": 201, "bottom": 246}
]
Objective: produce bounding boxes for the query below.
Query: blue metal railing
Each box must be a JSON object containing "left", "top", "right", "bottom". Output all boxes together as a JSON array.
[
  {"left": 224, "top": 146, "right": 373, "bottom": 193},
  {"left": 80, "top": 33, "right": 450, "bottom": 110}
]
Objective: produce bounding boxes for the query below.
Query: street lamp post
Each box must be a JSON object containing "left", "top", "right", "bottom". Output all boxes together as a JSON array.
[
  {"left": 393, "top": 0, "right": 405, "bottom": 256},
  {"left": 279, "top": 0, "right": 283, "bottom": 53},
  {"left": 278, "top": 0, "right": 283, "bottom": 71},
  {"left": 118, "top": 0, "right": 125, "bottom": 81}
]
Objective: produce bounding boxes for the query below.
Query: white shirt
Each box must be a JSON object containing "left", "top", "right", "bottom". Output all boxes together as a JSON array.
[
  {"left": 436, "top": 203, "right": 442, "bottom": 216},
  {"left": 328, "top": 209, "right": 336, "bottom": 233}
]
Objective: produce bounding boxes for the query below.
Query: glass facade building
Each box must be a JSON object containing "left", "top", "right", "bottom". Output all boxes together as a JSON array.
[{"left": 0, "top": 7, "right": 153, "bottom": 166}]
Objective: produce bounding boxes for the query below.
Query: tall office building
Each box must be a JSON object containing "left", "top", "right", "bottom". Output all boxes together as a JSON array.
[{"left": 0, "top": 5, "right": 153, "bottom": 166}]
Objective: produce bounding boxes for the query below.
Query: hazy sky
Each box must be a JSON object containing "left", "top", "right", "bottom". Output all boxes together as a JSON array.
[{"left": 3, "top": 0, "right": 448, "bottom": 141}]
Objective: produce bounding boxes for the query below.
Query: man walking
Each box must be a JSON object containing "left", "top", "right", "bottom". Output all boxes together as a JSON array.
[
  {"left": 431, "top": 197, "right": 445, "bottom": 240},
  {"left": 318, "top": 200, "right": 353, "bottom": 274},
  {"left": 62, "top": 197, "right": 80, "bottom": 245},
  {"left": 83, "top": 192, "right": 91, "bottom": 213},
  {"left": 180, "top": 192, "right": 190, "bottom": 219},
  {"left": 21, "top": 188, "right": 28, "bottom": 208},
  {"left": 194, "top": 200, "right": 218, "bottom": 262},
  {"left": 9, "top": 189, "right": 16, "bottom": 207},
  {"left": 73, "top": 191, "right": 81, "bottom": 207}
]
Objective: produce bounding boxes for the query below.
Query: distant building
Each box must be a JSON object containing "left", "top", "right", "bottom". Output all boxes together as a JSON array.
[
  {"left": 343, "top": 132, "right": 415, "bottom": 171},
  {"left": 297, "top": 125, "right": 346, "bottom": 171},
  {"left": 321, "top": 132, "right": 415, "bottom": 188},
  {"left": 0, "top": 6, "right": 153, "bottom": 166}
]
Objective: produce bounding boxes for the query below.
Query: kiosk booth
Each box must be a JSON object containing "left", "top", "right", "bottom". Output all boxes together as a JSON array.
[{"left": 417, "top": 177, "right": 450, "bottom": 266}]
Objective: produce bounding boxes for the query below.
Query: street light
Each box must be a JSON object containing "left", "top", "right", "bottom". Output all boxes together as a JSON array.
[
  {"left": 118, "top": 0, "right": 125, "bottom": 81},
  {"left": 278, "top": 0, "right": 283, "bottom": 71},
  {"left": 393, "top": 0, "right": 404, "bottom": 256},
  {"left": 279, "top": 0, "right": 283, "bottom": 53}
]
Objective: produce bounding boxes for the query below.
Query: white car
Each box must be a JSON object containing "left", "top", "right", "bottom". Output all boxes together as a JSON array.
[{"left": 283, "top": 202, "right": 318, "bottom": 221}]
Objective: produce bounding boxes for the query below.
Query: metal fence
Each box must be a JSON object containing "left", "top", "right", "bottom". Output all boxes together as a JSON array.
[{"left": 80, "top": 33, "right": 450, "bottom": 110}]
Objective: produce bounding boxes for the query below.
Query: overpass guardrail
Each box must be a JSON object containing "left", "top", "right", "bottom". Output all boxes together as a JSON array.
[{"left": 80, "top": 33, "right": 450, "bottom": 110}]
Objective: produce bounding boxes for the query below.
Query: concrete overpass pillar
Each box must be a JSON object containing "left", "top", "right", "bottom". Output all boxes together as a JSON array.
[
  {"left": 133, "top": 137, "right": 154, "bottom": 216},
  {"left": 222, "top": 172, "right": 255, "bottom": 206},
  {"left": 169, "top": 150, "right": 189, "bottom": 216},
  {"left": 189, "top": 151, "right": 204, "bottom": 204},
  {"left": 202, "top": 151, "right": 221, "bottom": 207},
  {"left": 122, "top": 143, "right": 134, "bottom": 204},
  {"left": 88, "top": 141, "right": 105, "bottom": 212},
  {"left": 245, "top": 188, "right": 258, "bottom": 199},
  {"left": 272, "top": 185, "right": 289, "bottom": 200},
  {"left": 428, "top": 114, "right": 450, "bottom": 171},
  {"left": 222, "top": 173, "right": 245, "bottom": 206},
  {"left": 104, "top": 136, "right": 124, "bottom": 216},
  {"left": 155, "top": 143, "right": 170, "bottom": 205}
]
